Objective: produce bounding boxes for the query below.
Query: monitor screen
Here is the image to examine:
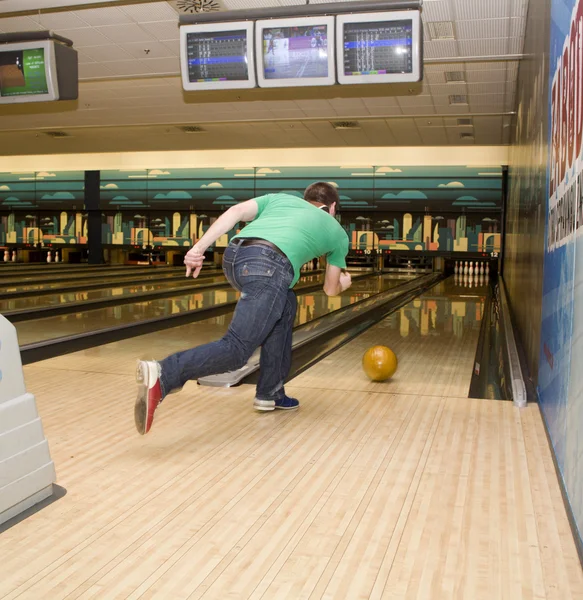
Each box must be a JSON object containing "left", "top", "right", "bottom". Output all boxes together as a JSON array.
[
  {"left": 180, "top": 23, "right": 255, "bottom": 90},
  {"left": 0, "top": 46, "right": 50, "bottom": 99},
  {"left": 336, "top": 11, "right": 422, "bottom": 84},
  {"left": 256, "top": 16, "right": 335, "bottom": 88}
]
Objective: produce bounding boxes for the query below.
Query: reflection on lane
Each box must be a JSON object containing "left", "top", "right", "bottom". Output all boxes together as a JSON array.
[
  {"left": 0, "top": 275, "right": 227, "bottom": 313},
  {"left": 1, "top": 269, "right": 222, "bottom": 294},
  {"left": 0, "top": 268, "right": 188, "bottom": 288},
  {"left": 379, "top": 277, "right": 488, "bottom": 340},
  {"left": 15, "top": 274, "right": 411, "bottom": 347},
  {"left": 294, "top": 275, "right": 415, "bottom": 326}
]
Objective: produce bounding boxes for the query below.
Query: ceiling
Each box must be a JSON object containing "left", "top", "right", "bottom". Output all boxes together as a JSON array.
[{"left": 0, "top": 0, "right": 528, "bottom": 154}]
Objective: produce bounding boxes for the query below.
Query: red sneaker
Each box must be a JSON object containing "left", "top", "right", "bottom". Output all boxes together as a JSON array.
[{"left": 135, "top": 360, "right": 163, "bottom": 435}]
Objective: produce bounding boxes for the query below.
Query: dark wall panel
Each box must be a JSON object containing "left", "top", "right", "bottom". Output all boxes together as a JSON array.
[{"left": 506, "top": 0, "right": 551, "bottom": 380}]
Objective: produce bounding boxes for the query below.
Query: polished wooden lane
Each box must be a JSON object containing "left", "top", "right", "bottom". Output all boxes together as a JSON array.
[
  {"left": 291, "top": 278, "right": 487, "bottom": 398},
  {"left": 1, "top": 277, "right": 581, "bottom": 599},
  {"left": 1, "top": 376, "right": 581, "bottom": 599},
  {"left": 12, "top": 274, "right": 398, "bottom": 347},
  {"left": 0, "top": 275, "right": 227, "bottom": 313}
]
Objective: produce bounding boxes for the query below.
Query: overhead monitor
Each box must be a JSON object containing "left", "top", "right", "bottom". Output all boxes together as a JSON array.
[
  {"left": 255, "top": 16, "right": 335, "bottom": 88},
  {"left": 336, "top": 10, "right": 422, "bottom": 85},
  {"left": 180, "top": 22, "right": 256, "bottom": 90},
  {"left": 0, "top": 39, "right": 77, "bottom": 104}
]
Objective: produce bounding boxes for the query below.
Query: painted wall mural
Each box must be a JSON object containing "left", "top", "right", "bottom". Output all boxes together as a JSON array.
[
  {"left": 0, "top": 210, "right": 87, "bottom": 246},
  {"left": 1, "top": 166, "right": 502, "bottom": 253},
  {"left": 97, "top": 165, "right": 502, "bottom": 252}
]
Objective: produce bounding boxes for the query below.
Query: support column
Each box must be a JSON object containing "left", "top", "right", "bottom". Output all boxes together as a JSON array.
[{"left": 85, "top": 170, "right": 103, "bottom": 264}]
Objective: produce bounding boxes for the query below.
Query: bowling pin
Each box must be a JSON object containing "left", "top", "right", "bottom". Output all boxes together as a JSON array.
[
  {"left": 11, "top": 250, "right": 16, "bottom": 262},
  {"left": 454, "top": 260, "right": 459, "bottom": 274},
  {"left": 480, "top": 262, "right": 484, "bottom": 275},
  {"left": 47, "top": 250, "right": 52, "bottom": 263},
  {"left": 485, "top": 262, "right": 490, "bottom": 276},
  {"left": 3, "top": 250, "right": 8, "bottom": 262},
  {"left": 469, "top": 261, "right": 473, "bottom": 276},
  {"left": 55, "top": 250, "right": 60, "bottom": 263},
  {"left": 463, "top": 261, "right": 468, "bottom": 275}
]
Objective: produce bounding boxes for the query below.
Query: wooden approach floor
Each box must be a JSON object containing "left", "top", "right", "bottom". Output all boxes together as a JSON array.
[{"left": 2, "top": 302, "right": 583, "bottom": 599}]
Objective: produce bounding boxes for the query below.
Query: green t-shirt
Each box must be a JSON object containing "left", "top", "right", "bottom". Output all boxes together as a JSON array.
[{"left": 233, "top": 193, "right": 349, "bottom": 287}]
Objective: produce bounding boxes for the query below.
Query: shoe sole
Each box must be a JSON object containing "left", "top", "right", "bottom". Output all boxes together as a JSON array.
[
  {"left": 254, "top": 399, "right": 275, "bottom": 412},
  {"left": 253, "top": 400, "right": 299, "bottom": 411},
  {"left": 134, "top": 361, "right": 149, "bottom": 435}
]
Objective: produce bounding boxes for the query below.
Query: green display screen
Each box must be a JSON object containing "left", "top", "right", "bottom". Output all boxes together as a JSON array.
[{"left": 0, "top": 48, "right": 49, "bottom": 97}]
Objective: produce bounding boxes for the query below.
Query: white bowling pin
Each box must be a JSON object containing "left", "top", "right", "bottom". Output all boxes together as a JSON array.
[
  {"left": 469, "top": 261, "right": 474, "bottom": 276},
  {"left": 454, "top": 260, "right": 459, "bottom": 274},
  {"left": 485, "top": 262, "right": 490, "bottom": 276},
  {"left": 3, "top": 250, "right": 8, "bottom": 262},
  {"left": 463, "top": 261, "right": 468, "bottom": 275},
  {"left": 47, "top": 250, "right": 52, "bottom": 263},
  {"left": 479, "top": 262, "right": 484, "bottom": 275},
  {"left": 55, "top": 250, "right": 60, "bottom": 263},
  {"left": 11, "top": 250, "right": 16, "bottom": 262}
]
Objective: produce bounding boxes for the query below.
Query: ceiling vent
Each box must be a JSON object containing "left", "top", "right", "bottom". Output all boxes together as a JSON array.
[
  {"left": 43, "top": 131, "right": 71, "bottom": 138},
  {"left": 460, "top": 132, "right": 475, "bottom": 140},
  {"left": 178, "top": 125, "right": 207, "bottom": 133},
  {"left": 457, "top": 118, "right": 473, "bottom": 126},
  {"left": 427, "top": 21, "right": 455, "bottom": 40},
  {"left": 174, "top": 0, "right": 221, "bottom": 13},
  {"left": 332, "top": 121, "right": 361, "bottom": 130},
  {"left": 449, "top": 94, "right": 468, "bottom": 105},
  {"left": 445, "top": 71, "right": 466, "bottom": 83}
]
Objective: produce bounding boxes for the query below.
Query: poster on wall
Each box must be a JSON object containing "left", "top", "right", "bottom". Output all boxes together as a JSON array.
[{"left": 540, "top": 0, "right": 583, "bottom": 518}]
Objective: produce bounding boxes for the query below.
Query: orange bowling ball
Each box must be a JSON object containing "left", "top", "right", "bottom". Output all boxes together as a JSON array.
[{"left": 362, "top": 345, "right": 398, "bottom": 382}]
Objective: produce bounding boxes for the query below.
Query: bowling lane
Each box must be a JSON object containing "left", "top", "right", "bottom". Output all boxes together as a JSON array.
[
  {"left": 0, "top": 274, "right": 227, "bottom": 313},
  {"left": 289, "top": 275, "right": 489, "bottom": 398},
  {"left": 0, "top": 263, "right": 158, "bottom": 276},
  {"left": 1, "top": 268, "right": 222, "bottom": 295},
  {"left": 0, "top": 265, "right": 187, "bottom": 285},
  {"left": 1, "top": 272, "right": 326, "bottom": 313},
  {"left": 15, "top": 274, "right": 409, "bottom": 347},
  {"left": 28, "top": 274, "right": 416, "bottom": 375}
]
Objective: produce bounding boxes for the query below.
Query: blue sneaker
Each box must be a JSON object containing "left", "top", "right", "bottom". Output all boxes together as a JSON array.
[{"left": 254, "top": 395, "right": 299, "bottom": 411}]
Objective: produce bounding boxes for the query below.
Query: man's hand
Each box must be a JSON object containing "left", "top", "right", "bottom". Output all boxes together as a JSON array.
[
  {"left": 339, "top": 270, "right": 352, "bottom": 292},
  {"left": 184, "top": 246, "right": 205, "bottom": 278}
]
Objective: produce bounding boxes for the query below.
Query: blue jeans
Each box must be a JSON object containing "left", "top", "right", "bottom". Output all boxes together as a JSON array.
[{"left": 159, "top": 240, "right": 297, "bottom": 401}]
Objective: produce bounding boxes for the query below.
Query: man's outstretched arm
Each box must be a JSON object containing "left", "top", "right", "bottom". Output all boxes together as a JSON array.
[
  {"left": 323, "top": 264, "right": 352, "bottom": 296},
  {"left": 184, "top": 200, "right": 259, "bottom": 278}
]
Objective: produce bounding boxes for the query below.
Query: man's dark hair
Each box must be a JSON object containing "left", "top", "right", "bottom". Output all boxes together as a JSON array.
[{"left": 304, "top": 182, "right": 339, "bottom": 208}]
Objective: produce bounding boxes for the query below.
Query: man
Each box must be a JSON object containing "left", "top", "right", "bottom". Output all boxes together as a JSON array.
[{"left": 134, "top": 182, "right": 351, "bottom": 435}]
